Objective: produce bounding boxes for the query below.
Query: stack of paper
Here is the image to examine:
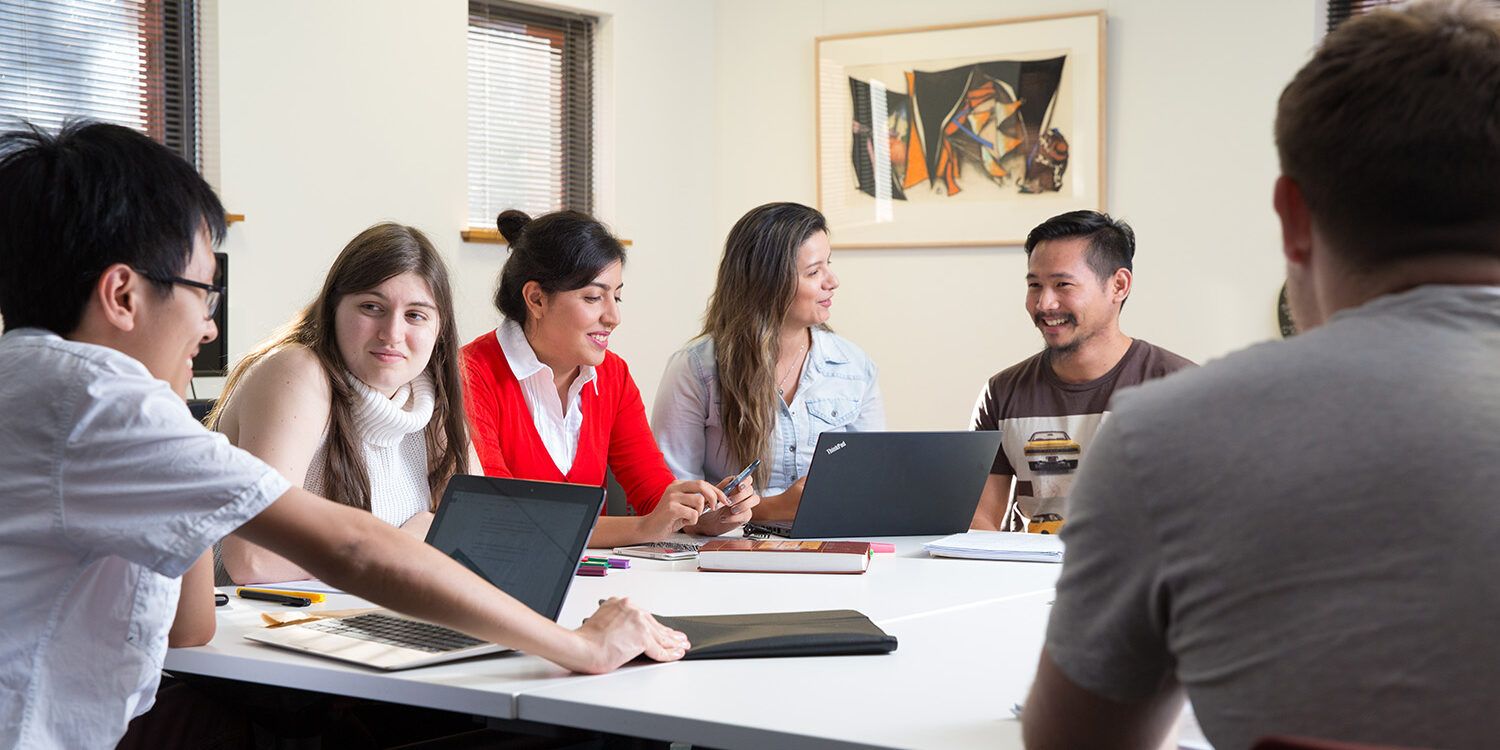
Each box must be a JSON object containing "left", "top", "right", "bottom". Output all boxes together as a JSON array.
[{"left": 922, "top": 531, "right": 1064, "bottom": 562}]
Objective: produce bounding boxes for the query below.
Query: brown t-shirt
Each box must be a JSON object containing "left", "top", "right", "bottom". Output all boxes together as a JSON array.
[{"left": 971, "top": 339, "right": 1194, "bottom": 528}]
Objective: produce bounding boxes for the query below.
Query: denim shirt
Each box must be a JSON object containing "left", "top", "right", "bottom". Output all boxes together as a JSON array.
[{"left": 651, "top": 328, "right": 885, "bottom": 494}]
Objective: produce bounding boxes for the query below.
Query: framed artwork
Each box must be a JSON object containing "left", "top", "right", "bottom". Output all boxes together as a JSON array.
[{"left": 816, "top": 12, "right": 1106, "bottom": 248}]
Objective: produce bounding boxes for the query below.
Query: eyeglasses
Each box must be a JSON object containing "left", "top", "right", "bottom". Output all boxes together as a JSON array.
[{"left": 135, "top": 270, "right": 223, "bottom": 318}]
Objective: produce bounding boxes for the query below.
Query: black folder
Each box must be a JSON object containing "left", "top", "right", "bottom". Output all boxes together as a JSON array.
[{"left": 652, "top": 609, "right": 897, "bottom": 659}]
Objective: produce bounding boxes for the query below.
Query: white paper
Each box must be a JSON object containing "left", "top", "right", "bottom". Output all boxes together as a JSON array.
[{"left": 922, "top": 531, "right": 1064, "bottom": 562}]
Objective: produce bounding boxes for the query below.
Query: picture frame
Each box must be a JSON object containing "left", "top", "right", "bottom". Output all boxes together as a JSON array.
[{"left": 815, "top": 12, "right": 1106, "bottom": 248}]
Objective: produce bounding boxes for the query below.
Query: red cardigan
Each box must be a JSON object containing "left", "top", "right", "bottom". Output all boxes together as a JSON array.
[{"left": 460, "top": 330, "right": 671, "bottom": 516}]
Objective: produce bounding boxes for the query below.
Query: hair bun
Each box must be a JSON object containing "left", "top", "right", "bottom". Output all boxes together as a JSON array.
[{"left": 496, "top": 209, "right": 531, "bottom": 244}]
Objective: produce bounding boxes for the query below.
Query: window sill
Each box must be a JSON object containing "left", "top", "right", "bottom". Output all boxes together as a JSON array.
[{"left": 462, "top": 228, "right": 631, "bottom": 246}]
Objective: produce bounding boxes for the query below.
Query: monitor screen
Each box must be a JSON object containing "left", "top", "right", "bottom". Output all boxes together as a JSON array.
[
  {"left": 192, "top": 251, "right": 228, "bottom": 376},
  {"left": 425, "top": 476, "right": 604, "bottom": 620}
]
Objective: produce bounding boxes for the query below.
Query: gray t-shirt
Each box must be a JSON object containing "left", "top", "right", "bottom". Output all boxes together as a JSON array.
[{"left": 1045, "top": 285, "right": 1500, "bottom": 750}]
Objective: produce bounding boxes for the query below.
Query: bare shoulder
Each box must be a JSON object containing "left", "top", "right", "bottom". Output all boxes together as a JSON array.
[
  {"left": 235, "top": 345, "right": 333, "bottom": 417},
  {"left": 255, "top": 345, "right": 329, "bottom": 390}
]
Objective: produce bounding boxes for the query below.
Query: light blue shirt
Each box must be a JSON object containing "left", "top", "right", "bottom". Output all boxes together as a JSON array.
[
  {"left": 0, "top": 329, "right": 289, "bottom": 749},
  {"left": 651, "top": 328, "right": 885, "bottom": 494}
]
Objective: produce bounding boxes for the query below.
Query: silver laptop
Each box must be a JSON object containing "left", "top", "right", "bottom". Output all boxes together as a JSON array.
[
  {"left": 245, "top": 476, "right": 603, "bottom": 670},
  {"left": 742, "top": 431, "right": 1002, "bottom": 538}
]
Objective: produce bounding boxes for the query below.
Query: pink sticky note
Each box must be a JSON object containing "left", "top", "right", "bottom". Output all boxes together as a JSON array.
[{"left": 870, "top": 543, "right": 896, "bottom": 554}]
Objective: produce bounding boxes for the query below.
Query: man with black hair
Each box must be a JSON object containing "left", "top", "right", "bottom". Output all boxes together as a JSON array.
[
  {"left": 1025, "top": 2, "right": 1500, "bottom": 748},
  {"left": 0, "top": 122, "right": 689, "bottom": 749},
  {"left": 969, "top": 209, "right": 1192, "bottom": 532}
]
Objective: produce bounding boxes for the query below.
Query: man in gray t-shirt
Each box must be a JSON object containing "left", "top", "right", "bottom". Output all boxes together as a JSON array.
[{"left": 1023, "top": 3, "right": 1500, "bottom": 749}]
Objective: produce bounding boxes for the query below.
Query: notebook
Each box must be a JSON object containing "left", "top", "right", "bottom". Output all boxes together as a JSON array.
[
  {"left": 652, "top": 609, "right": 897, "bottom": 659},
  {"left": 244, "top": 475, "right": 604, "bottom": 670},
  {"left": 695, "top": 539, "right": 872, "bottom": 573},
  {"left": 741, "top": 431, "right": 1002, "bottom": 538}
]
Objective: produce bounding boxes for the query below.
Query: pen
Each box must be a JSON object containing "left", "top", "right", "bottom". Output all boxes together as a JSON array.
[
  {"left": 722, "top": 458, "right": 760, "bottom": 497},
  {"left": 235, "top": 587, "right": 327, "bottom": 604},
  {"left": 237, "top": 589, "right": 312, "bottom": 607}
]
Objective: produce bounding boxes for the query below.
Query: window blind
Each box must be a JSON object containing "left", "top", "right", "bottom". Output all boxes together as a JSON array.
[
  {"left": 1326, "top": 0, "right": 1406, "bottom": 32},
  {"left": 467, "top": 0, "right": 594, "bottom": 229},
  {"left": 0, "top": 0, "right": 199, "bottom": 164}
]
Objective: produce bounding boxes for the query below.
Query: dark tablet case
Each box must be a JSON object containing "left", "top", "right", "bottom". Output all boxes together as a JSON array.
[{"left": 652, "top": 609, "right": 898, "bottom": 659}]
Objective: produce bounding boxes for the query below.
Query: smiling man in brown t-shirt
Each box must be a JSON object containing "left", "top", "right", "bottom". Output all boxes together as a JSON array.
[{"left": 970, "top": 210, "right": 1193, "bottom": 532}]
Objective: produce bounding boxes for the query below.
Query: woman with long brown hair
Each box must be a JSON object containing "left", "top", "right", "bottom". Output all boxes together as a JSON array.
[
  {"left": 211, "top": 222, "right": 475, "bottom": 584},
  {"left": 651, "top": 202, "right": 885, "bottom": 521}
]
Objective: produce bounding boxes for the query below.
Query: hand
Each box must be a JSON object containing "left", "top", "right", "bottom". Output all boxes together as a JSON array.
[
  {"left": 398, "top": 510, "right": 436, "bottom": 540},
  {"left": 637, "top": 479, "right": 724, "bottom": 539},
  {"left": 685, "top": 475, "right": 760, "bottom": 536},
  {"left": 753, "top": 476, "right": 807, "bottom": 522},
  {"left": 569, "top": 597, "right": 690, "bottom": 674}
]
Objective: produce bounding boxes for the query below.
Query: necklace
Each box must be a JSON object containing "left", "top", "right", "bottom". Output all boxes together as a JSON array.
[{"left": 775, "top": 342, "right": 808, "bottom": 397}]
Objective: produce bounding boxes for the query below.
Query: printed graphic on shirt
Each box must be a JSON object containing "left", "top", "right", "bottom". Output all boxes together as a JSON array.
[{"left": 999, "top": 412, "right": 1107, "bottom": 528}]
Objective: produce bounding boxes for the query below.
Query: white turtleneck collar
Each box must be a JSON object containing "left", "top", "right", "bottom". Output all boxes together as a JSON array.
[{"left": 347, "top": 371, "right": 436, "bottom": 448}]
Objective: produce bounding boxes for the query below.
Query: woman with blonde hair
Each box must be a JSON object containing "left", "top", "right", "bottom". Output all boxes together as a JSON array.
[
  {"left": 652, "top": 202, "right": 884, "bottom": 521},
  {"left": 211, "top": 222, "right": 475, "bottom": 584}
]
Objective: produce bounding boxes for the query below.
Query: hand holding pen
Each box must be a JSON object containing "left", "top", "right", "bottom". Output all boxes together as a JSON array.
[{"left": 686, "top": 460, "right": 761, "bottom": 536}]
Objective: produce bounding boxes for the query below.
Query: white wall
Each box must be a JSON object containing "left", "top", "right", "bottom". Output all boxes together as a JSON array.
[
  {"left": 712, "top": 0, "right": 1318, "bottom": 429},
  {"left": 206, "top": 0, "right": 719, "bottom": 404},
  {"left": 206, "top": 0, "right": 1316, "bottom": 433}
]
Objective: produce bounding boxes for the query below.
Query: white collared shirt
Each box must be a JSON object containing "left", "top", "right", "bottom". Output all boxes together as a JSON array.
[
  {"left": 0, "top": 329, "right": 290, "bottom": 749},
  {"left": 495, "top": 318, "right": 599, "bottom": 474}
]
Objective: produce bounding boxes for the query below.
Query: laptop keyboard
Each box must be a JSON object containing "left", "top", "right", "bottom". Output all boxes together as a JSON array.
[{"left": 302, "top": 613, "right": 487, "bottom": 654}]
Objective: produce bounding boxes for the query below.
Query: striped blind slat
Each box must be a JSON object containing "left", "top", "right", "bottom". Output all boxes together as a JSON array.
[
  {"left": 466, "top": 0, "right": 594, "bottom": 229},
  {"left": 0, "top": 0, "right": 199, "bottom": 166}
]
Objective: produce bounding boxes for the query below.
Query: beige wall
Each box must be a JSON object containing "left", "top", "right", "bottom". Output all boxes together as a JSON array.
[
  {"left": 712, "top": 0, "right": 1317, "bottom": 429},
  {"left": 205, "top": 0, "right": 719, "bottom": 400},
  {"left": 203, "top": 0, "right": 1317, "bottom": 432}
]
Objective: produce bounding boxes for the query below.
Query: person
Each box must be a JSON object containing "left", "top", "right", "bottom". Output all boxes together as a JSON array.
[
  {"left": 652, "top": 202, "right": 883, "bottom": 521},
  {"left": 0, "top": 122, "right": 688, "bottom": 750},
  {"left": 1024, "top": 2, "right": 1500, "bottom": 748},
  {"left": 462, "top": 209, "right": 758, "bottom": 547},
  {"left": 211, "top": 223, "right": 477, "bottom": 584},
  {"left": 968, "top": 210, "right": 1193, "bottom": 532}
]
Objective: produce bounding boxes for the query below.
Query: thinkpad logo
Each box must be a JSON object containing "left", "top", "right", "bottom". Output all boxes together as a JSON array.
[{"left": 825, "top": 440, "right": 847, "bottom": 456}]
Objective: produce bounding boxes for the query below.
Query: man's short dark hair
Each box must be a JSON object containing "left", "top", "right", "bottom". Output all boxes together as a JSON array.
[
  {"left": 1024, "top": 209, "right": 1135, "bottom": 284},
  {"left": 1275, "top": 0, "right": 1500, "bottom": 265},
  {"left": 0, "top": 121, "right": 226, "bottom": 334}
]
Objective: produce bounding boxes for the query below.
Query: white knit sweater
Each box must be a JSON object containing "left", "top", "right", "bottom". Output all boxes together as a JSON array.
[{"left": 304, "top": 373, "right": 435, "bottom": 526}]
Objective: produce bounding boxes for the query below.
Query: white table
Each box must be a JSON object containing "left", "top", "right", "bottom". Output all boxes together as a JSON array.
[
  {"left": 164, "top": 591, "right": 581, "bottom": 720},
  {"left": 165, "top": 535, "right": 1062, "bottom": 746},
  {"left": 521, "top": 590, "right": 1055, "bottom": 750}
]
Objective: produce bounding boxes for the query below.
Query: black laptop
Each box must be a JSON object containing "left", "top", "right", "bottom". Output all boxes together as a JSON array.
[
  {"left": 742, "top": 431, "right": 1002, "bottom": 538},
  {"left": 245, "top": 475, "right": 603, "bottom": 670}
]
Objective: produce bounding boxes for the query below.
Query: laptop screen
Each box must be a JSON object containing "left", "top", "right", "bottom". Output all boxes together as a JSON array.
[{"left": 424, "top": 476, "right": 603, "bottom": 621}]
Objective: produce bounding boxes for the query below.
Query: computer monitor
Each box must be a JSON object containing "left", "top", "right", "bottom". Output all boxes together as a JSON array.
[{"left": 192, "top": 251, "right": 227, "bottom": 376}]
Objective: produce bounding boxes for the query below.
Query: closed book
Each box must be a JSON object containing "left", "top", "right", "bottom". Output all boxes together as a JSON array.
[
  {"left": 653, "top": 609, "right": 897, "bottom": 659},
  {"left": 696, "top": 539, "right": 872, "bottom": 573}
]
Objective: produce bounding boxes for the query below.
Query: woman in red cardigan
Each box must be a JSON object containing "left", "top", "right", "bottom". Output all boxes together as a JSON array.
[{"left": 463, "top": 209, "right": 758, "bottom": 547}]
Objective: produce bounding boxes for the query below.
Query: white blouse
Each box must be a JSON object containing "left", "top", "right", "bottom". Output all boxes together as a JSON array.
[{"left": 494, "top": 318, "right": 599, "bottom": 474}]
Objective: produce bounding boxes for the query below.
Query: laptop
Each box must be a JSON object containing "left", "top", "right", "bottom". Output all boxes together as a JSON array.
[
  {"left": 742, "top": 431, "right": 1002, "bottom": 539},
  {"left": 245, "top": 475, "right": 603, "bottom": 670}
]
